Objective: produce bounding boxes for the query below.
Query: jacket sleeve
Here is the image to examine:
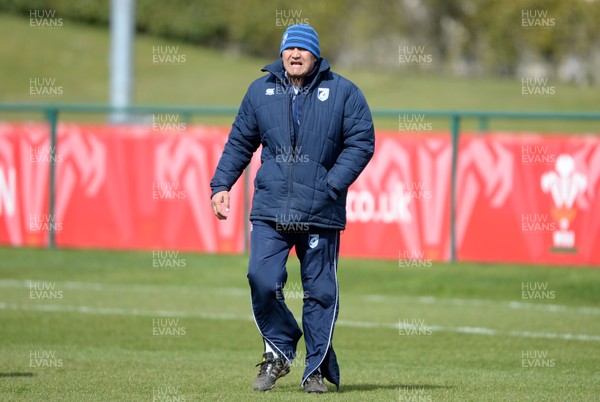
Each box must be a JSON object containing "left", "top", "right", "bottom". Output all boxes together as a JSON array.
[
  {"left": 325, "top": 86, "right": 375, "bottom": 200},
  {"left": 210, "top": 89, "right": 261, "bottom": 198}
]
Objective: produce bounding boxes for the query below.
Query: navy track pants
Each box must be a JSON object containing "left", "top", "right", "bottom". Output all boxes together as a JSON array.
[{"left": 247, "top": 219, "right": 341, "bottom": 388}]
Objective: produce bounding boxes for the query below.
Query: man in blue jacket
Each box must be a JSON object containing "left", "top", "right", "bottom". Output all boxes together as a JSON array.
[{"left": 210, "top": 24, "right": 375, "bottom": 393}]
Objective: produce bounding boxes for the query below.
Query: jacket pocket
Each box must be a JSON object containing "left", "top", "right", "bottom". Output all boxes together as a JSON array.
[
  {"left": 316, "top": 167, "right": 336, "bottom": 201},
  {"left": 325, "top": 177, "right": 340, "bottom": 200}
]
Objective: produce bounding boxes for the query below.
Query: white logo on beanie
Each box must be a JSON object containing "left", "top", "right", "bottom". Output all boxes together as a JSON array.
[{"left": 281, "top": 33, "right": 288, "bottom": 47}]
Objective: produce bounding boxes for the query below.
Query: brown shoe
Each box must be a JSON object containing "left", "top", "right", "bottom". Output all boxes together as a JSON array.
[
  {"left": 303, "top": 371, "right": 328, "bottom": 393},
  {"left": 252, "top": 352, "right": 290, "bottom": 391}
]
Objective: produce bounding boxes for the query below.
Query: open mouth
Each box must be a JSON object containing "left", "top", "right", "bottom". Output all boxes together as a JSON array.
[{"left": 290, "top": 61, "right": 303, "bottom": 66}]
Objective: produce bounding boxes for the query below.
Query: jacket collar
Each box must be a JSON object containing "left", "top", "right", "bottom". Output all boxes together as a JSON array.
[{"left": 262, "top": 58, "right": 330, "bottom": 91}]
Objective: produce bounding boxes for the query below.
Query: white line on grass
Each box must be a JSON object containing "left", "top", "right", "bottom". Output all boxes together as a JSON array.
[
  {"left": 0, "top": 279, "right": 247, "bottom": 296},
  {"left": 1, "top": 301, "right": 599, "bottom": 342},
  {"left": 363, "top": 294, "right": 600, "bottom": 315},
  {"left": 1, "top": 279, "right": 598, "bottom": 315}
]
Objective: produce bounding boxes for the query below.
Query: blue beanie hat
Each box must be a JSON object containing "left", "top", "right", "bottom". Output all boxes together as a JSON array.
[{"left": 279, "top": 24, "right": 320, "bottom": 59}]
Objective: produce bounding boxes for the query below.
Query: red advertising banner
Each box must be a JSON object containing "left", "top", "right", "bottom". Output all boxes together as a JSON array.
[
  {"left": 342, "top": 133, "right": 451, "bottom": 262},
  {"left": 0, "top": 123, "right": 598, "bottom": 265},
  {"left": 0, "top": 123, "right": 248, "bottom": 254},
  {"left": 457, "top": 133, "right": 600, "bottom": 265}
]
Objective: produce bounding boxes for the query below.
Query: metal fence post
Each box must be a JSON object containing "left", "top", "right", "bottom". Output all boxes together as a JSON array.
[
  {"left": 449, "top": 114, "right": 461, "bottom": 262},
  {"left": 46, "top": 107, "right": 59, "bottom": 249},
  {"left": 478, "top": 116, "right": 489, "bottom": 133}
]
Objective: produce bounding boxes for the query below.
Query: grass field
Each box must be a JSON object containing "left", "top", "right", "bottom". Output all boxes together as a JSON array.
[
  {"left": 2, "top": 8, "right": 600, "bottom": 402},
  {"left": 0, "top": 246, "right": 599, "bottom": 401},
  {"left": 1, "top": 13, "right": 600, "bottom": 132}
]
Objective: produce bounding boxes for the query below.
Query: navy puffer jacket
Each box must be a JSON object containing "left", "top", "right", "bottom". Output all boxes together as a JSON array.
[{"left": 210, "top": 58, "right": 375, "bottom": 230}]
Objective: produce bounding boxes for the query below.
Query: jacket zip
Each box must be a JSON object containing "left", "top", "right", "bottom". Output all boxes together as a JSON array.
[
  {"left": 284, "top": 70, "right": 319, "bottom": 218},
  {"left": 285, "top": 90, "right": 295, "bottom": 215}
]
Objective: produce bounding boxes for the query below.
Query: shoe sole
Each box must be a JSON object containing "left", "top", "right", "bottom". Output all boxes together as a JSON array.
[{"left": 304, "top": 387, "right": 328, "bottom": 393}]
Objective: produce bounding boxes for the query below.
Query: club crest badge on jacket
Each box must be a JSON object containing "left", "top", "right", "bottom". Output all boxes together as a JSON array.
[{"left": 317, "top": 88, "right": 329, "bottom": 101}]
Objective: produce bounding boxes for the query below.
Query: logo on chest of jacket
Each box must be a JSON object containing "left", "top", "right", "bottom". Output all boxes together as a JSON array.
[
  {"left": 317, "top": 88, "right": 329, "bottom": 101},
  {"left": 308, "top": 234, "right": 319, "bottom": 249},
  {"left": 265, "top": 88, "right": 275, "bottom": 95}
]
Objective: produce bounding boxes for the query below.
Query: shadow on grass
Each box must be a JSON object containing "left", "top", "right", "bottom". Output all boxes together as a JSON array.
[
  {"left": 0, "top": 372, "right": 34, "bottom": 378},
  {"left": 340, "top": 383, "right": 451, "bottom": 392}
]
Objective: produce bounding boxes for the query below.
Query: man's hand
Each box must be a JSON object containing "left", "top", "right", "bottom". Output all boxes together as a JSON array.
[{"left": 211, "top": 190, "right": 230, "bottom": 220}]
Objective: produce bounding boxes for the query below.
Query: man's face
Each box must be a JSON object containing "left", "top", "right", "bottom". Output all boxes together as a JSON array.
[{"left": 282, "top": 47, "right": 317, "bottom": 80}]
